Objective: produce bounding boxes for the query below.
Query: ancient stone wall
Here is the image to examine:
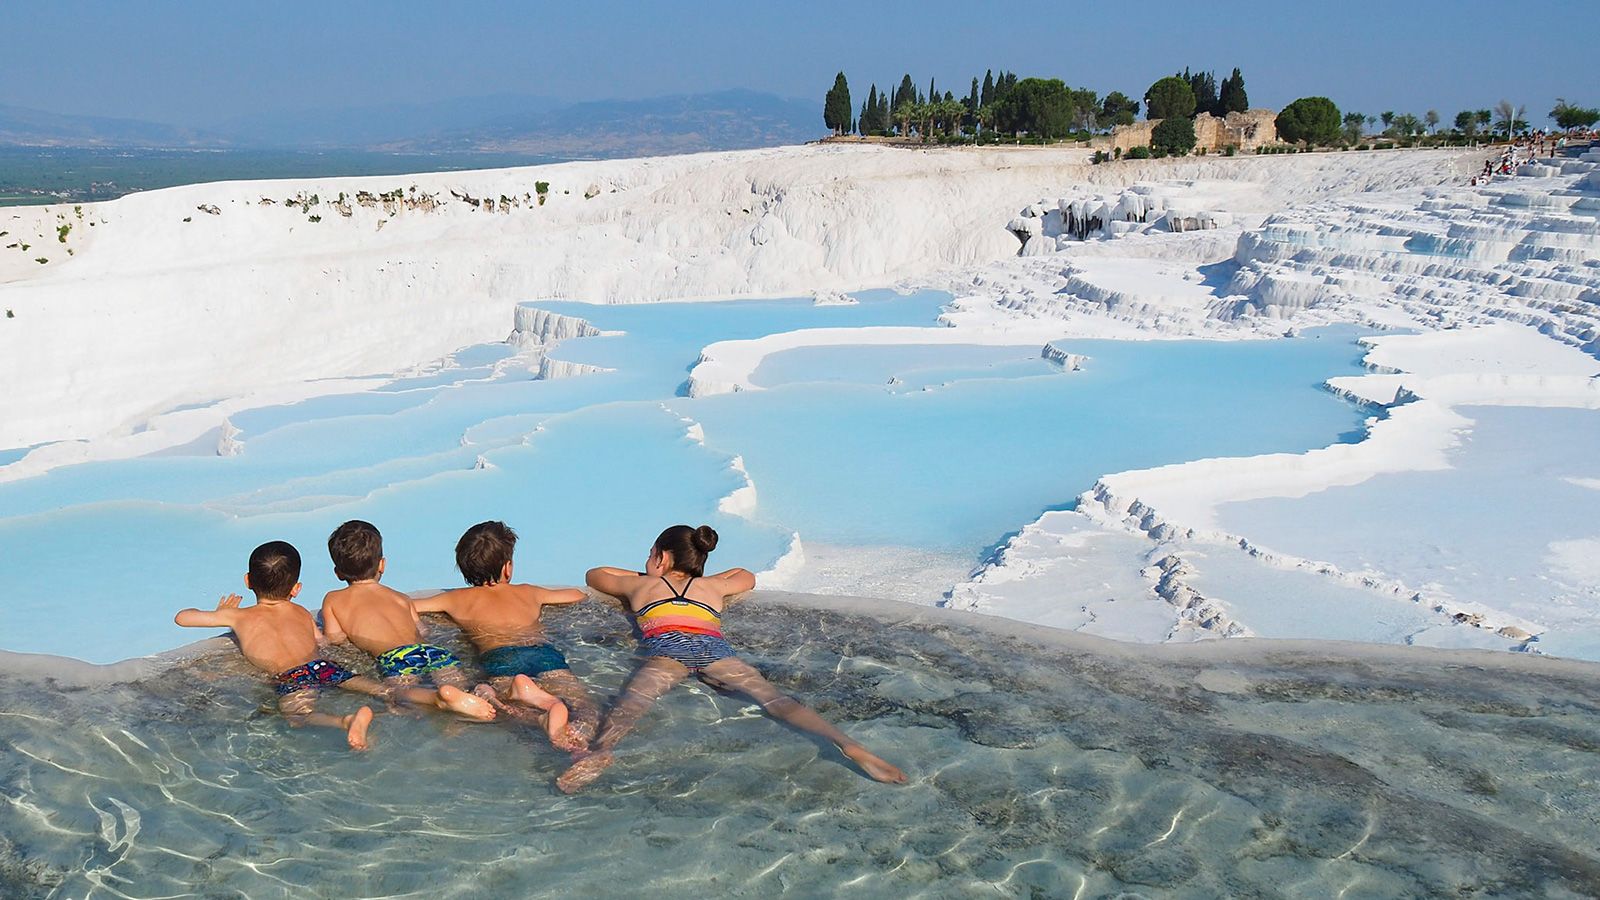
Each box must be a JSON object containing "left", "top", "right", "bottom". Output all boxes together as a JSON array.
[{"left": 1095, "top": 108, "right": 1279, "bottom": 153}]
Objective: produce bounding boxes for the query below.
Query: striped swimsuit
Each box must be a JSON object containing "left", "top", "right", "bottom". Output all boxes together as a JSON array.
[{"left": 635, "top": 576, "right": 736, "bottom": 673}]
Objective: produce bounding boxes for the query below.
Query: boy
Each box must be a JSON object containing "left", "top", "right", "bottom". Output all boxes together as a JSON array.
[
  {"left": 175, "top": 540, "right": 377, "bottom": 750},
  {"left": 319, "top": 520, "right": 496, "bottom": 723},
  {"left": 414, "top": 521, "right": 598, "bottom": 750}
]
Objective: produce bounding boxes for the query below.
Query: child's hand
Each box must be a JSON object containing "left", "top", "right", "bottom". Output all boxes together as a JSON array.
[{"left": 216, "top": 593, "right": 243, "bottom": 610}]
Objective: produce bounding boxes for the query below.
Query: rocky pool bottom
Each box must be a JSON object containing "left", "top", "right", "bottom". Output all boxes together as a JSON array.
[{"left": 2, "top": 593, "right": 1598, "bottom": 899}]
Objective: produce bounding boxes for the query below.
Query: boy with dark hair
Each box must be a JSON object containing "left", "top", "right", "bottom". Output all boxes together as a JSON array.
[
  {"left": 414, "top": 521, "right": 598, "bottom": 749},
  {"left": 175, "top": 540, "right": 378, "bottom": 750},
  {"left": 319, "top": 520, "right": 496, "bottom": 723}
]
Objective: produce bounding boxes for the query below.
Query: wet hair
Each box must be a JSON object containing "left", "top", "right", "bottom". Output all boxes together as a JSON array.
[
  {"left": 327, "top": 520, "right": 382, "bottom": 582},
  {"left": 456, "top": 521, "right": 517, "bottom": 586},
  {"left": 248, "top": 541, "right": 302, "bottom": 599},
  {"left": 653, "top": 524, "right": 718, "bottom": 577}
]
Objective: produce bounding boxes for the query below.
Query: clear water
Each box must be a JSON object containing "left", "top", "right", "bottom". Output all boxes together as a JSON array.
[
  {"left": 0, "top": 292, "right": 1372, "bottom": 662},
  {"left": 1218, "top": 405, "right": 1600, "bottom": 659},
  {"left": 2, "top": 597, "right": 1598, "bottom": 898}
]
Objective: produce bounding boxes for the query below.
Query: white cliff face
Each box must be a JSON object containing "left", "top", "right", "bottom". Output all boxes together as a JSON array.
[{"left": 0, "top": 145, "right": 1483, "bottom": 448}]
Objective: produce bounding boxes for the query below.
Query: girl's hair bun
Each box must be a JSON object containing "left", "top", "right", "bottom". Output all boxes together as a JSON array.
[{"left": 692, "top": 525, "right": 719, "bottom": 553}]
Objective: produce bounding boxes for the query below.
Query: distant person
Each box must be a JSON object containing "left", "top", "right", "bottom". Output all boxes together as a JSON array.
[
  {"left": 558, "top": 524, "right": 907, "bottom": 793},
  {"left": 413, "top": 521, "right": 598, "bottom": 749},
  {"left": 173, "top": 540, "right": 378, "bottom": 750},
  {"left": 318, "top": 520, "right": 496, "bottom": 722}
]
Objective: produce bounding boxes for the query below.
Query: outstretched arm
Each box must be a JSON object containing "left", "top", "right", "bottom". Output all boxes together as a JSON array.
[
  {"left": 411, "top": 591, "right": 454, "bottom": 615},
  {"left": 175, "top": 594, "right": 243, "bottom": 629},
  {"left": 585, "top": 567, "right": 640, "bottom": 599},
  {"left": 537, "top": 587, "right": 587, "bottom": 606},
  {"left": 709, "top": 567, "right": 757, "bottom": 600}
]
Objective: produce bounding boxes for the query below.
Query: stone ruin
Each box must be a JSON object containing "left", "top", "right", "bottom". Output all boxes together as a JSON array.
[{"left": 1093, "top": 108, "right": 1279, "bottom": 154}]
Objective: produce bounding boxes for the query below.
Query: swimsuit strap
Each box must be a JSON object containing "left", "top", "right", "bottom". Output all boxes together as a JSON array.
[{"left": 659, "top": 575, "right": 695, "bottom": 598}]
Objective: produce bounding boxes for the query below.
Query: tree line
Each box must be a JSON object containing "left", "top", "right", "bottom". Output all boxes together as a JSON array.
[
  {"left": 824, "top": 70, "right": 1596, "bottom": 155},
  {"left": 825, "top": 69, "right": 1178, "bottom": 142},
  {"left": 1278, "top": 97, "right": 1599, "bottom": 148}
]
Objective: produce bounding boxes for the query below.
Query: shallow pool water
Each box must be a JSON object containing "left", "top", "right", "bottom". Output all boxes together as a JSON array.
[
  {"left": 0, "top": 292, "right": 1372, "bottom": 662},
  {"left": 2, "top": 597, "right": 1598, "bottom": 898}
]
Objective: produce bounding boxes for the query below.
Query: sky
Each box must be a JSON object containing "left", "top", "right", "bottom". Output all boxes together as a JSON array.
[{"left": 4, "top": 0, "right": 1596, "bottom": 127}]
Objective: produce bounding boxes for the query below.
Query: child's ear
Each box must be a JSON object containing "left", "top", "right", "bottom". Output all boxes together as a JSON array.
[
  {"left": 290, "top": 582, "right": 302, "bottom": 599},
  {"left": 243, "top": 573, "right": 253, "bottom": 590},
  {"left": 377, "top": 558, "right": 387, "bottom": 578}
]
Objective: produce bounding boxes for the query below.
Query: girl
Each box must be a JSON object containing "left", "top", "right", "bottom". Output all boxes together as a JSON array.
[{"left": 558, "top": 524, "right": 906, "bottom": 792}]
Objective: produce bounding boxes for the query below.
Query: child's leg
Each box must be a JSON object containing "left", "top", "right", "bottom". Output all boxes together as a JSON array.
[
  {"left": 378, "top": 674, "right": 496, "bottom": 722},
  {"left": 480, "top": 675, "right": 573, "bottom": 748},
  {"left": 278, "top": 690, "right": 374, "bottom": 751},
  {"left": 556, "top": 657, "right": 688, "bottom": 794},
  {"left": 533, "top": 668, "right": 601, "bottom": 743},
  {"left": 698, "top": 658, "right": 906, "bottom": 784},
  {"left": 510, "top": 674, "right": 576, "bottom": 749}
]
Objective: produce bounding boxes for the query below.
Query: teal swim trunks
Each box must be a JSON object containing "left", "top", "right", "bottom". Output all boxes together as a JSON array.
[
  {"left": 480, "top": 644, "right": 568, "bottom": 679},
  {"left": 375, "top": 643, "right": 461, "bottom": 679}
]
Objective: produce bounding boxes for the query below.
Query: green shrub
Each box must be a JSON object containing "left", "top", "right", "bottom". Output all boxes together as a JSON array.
[
  {"left": 5, "top": 309, "right": 13, "bottom": 319},
  {"left": 1114, "top": 146, "right": 1123, "bottom": 159},
  {"left": 1223, "top": 145, "right": 1236, "bottom": 156},
  {"left": 1276, "top": 96, "right": 1341, "bottom": 146},
  {"left": 57, "top": 224, "right": 71, "bottom": 243},
  {"left": 308, "top": 215, "right": 322, "bottom": 222},
  {"left": 535, "top": 181, "right": 550, "bottom": 195},
  {"left": 1151, "top": 116, "right": 1196, "bottom": 156},
  {"left": 35, "top": 257, "right": 48, "bottom": 264},
  {"left": 1092, "top": 150, "right": 1109, "bottom": 164},
  {"left": 1126, "top": 145, "right": 1152, "bottom": 159}
]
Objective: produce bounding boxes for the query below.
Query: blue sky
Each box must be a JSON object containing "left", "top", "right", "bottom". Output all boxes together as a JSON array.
[{"left": 5, "top": 1, "right": 1596, "bottom": 126}]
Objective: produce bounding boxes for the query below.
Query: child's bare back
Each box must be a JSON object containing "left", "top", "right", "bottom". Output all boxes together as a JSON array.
[
  {"left": 319, "top": 520, "right": 494, "bottom": 722},
  {"left": 174, "top": 541, "right": 376, "bottom": 750},
  {"left": 413, "top": 521, "right": 598, "bottom": 749}
]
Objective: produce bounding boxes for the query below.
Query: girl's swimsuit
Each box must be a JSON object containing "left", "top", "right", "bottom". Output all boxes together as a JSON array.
[{"left": 635, "top": 577, "right": 736, "bottom": 673}]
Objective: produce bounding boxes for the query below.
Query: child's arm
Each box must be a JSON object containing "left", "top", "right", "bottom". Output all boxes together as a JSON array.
[
  {"left": 175, "top": 594, "right": 244, "bottom": 628},
  {"left": 707, "top": 567, "right": 757, "bottom": 600},
  {"left": 535, "top": 586, "right": 587, "bottom": 606},
  {"left": 411, "top": 591, "right": 454, "bottom": 615},
  {"left": 321, "top": 596, "right": 349, "bottom": 645},
  {"left": 585, "top": 567, "right": 640, "bottom": 598}
]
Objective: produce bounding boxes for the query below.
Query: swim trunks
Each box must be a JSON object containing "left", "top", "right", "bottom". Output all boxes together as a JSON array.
[
  {"left": 374, "top": 642, "right": 461, "bottom": 680},
  {"left": 480, "top": 643, "right": 569, "bottom": 679},
  {"left": 639, "top": 631, "right": 736, "bottom": 673},
  {"left": 274, "top": 658, "right": 356, "bottom": 695}
]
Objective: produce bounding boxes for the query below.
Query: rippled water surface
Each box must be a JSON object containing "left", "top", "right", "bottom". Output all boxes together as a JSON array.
[{"left": 3, "top": 598, "right": 1598, "bottom": 898}]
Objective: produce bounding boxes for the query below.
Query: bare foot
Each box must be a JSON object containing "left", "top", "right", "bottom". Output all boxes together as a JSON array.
[
  {"left": 509, "top": 676, "right": 581, "bottom": 750},
  {"left": 842, "top": 744, "right": 906, "bottom": 784},
  {"left": 343, "top": 706, "right": 374, "bottom": 751},
  {"left": 437, "top": 684, "right": 497, "bottom": 722},
  {"left": 556, "top": 750, "right": 613, "bottom": 794}
]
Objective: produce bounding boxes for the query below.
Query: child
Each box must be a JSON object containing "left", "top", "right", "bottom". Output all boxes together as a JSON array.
[
  {"left": 319, "top": 520, "right": 496, "bottom": 722},
  {"left": 557, "top": 524, "right": 906, "bottom": 793},
  {"left": 174, "top": 540, "right": 378, "bottom": 750},
  {"left": 413, "top": 521, "right": 599, "bottom": 749}
]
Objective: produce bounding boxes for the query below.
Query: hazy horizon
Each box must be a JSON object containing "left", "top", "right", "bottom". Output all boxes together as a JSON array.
[{"left": 5, "top": 0, "right": 1596, "bottom": 132}]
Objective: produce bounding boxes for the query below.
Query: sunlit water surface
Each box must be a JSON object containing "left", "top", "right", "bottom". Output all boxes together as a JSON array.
[{"left": 2, "top": 599, "right": 1598, "bottom": 898}]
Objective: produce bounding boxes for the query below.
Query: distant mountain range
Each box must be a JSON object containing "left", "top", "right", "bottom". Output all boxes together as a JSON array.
[{"left": 0, "top": 90, "right": 825, "bottom": 157}]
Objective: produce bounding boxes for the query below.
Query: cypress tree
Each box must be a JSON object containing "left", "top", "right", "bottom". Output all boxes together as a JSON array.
[
  {"left": 896, "top": 74, "right": 916, "bottom": 111},
  {"left": 981, "top": 70, "right": 994, "bottom": 108},
  {"left": 823, "top": 72, "right": 852, "bottom": 135},
  {"left": 1218, "top": 68, "right": 1248, "bottom": 115}
]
